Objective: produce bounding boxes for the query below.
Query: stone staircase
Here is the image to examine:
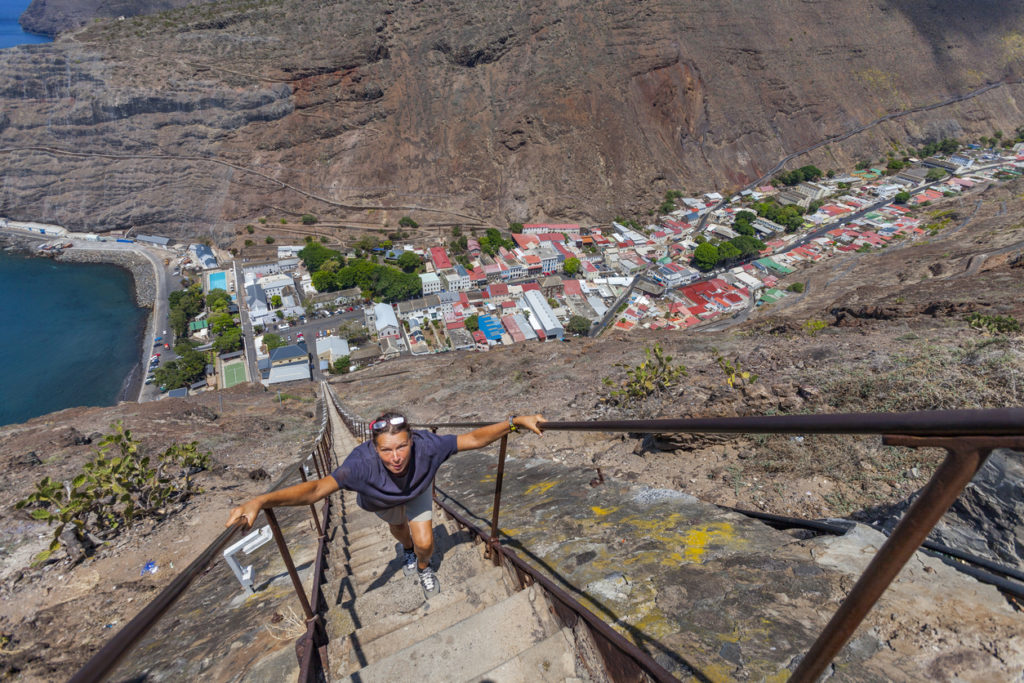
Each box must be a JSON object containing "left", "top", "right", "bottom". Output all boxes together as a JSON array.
[
  {"left": 320, "top": 488, "right": 589, "bottom": 682},
  {"left": 318, "top": 399, "right": 597, "bottom": 682}
]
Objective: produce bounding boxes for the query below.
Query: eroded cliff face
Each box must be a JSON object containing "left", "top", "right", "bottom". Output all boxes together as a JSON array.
[
  {"left": 3, "top": 0, "right": 1024, "bottom": 238},
  {"left": 19, "top": 0, "right": 215, "bottom": 37}
]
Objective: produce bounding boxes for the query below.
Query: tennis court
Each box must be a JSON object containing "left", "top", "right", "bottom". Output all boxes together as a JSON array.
[{"left": 222, "top": 360, "right": 247, "bottom": 388}]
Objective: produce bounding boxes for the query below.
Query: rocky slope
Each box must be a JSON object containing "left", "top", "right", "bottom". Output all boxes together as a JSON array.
[
  {"left": 4, "top": 0, "right": 1024, "bottom": 238},
  {"left": 1, "top": 184, "right": 1021, "bottom": 679},
  {"left": 18, "top": 0, "right": 213, "bottom": 37}
]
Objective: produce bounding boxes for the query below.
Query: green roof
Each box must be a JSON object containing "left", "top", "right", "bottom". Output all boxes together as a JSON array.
[{"left": 189, "top": 320, "right": 209, "bottom": 331}]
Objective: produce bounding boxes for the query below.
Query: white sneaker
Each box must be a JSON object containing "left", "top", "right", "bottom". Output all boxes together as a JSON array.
[{"left": 418, "top": 566, "right": 440, "bottom": 598}]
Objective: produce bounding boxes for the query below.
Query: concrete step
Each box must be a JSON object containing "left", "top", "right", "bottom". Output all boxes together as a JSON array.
[
  {"left": 339, "top": 586, "right": 562, "bottom": 682},
  {"left": 333, "top": 567, "right": 510, "bottom": 675},
  {"left": 470, "top": 627, "right": 580, "bottom": 683},
  {"left": 346, "top": 531, "right": 486, "bottom": 593}
]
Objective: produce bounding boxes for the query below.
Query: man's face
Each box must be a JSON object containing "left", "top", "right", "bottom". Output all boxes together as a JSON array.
[{"left": 374, "top": 431, "right": 412, "bottom": 474}]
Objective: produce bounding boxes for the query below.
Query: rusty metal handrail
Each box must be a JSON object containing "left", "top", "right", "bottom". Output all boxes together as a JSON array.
[
  {"left": 71, "top": 392, "right": 335, "bottom": 683},
  {"left": 433, "top": 490, "right": 679, "bottom": 682},
  {"left": 413, "top": 407, "right": 1023, "bottom": 682},
  {"left": 418, "top": 406, "right": 1024, "bottom": 436}
]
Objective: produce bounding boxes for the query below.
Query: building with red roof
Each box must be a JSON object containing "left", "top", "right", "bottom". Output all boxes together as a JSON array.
[{"left": 429, "top": 246, "right": 452, "bottom": 271}]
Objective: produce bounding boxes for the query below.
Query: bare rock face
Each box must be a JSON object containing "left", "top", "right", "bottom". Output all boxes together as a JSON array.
[
  {"left": 19, "top": 0, "right": 213, "bottom": 37},
  {"left": 3, "top": 1, "right": 1024, "bottom": 238}
]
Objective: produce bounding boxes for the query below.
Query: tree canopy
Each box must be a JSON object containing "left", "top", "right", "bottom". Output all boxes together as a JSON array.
[
  {"left": 775, "top": 165, "right": 823, "bottom": 187},
  {"left": 299, "top": 242, "right": 345, "bottom": 272},
  {"left": 693, "top": 242, "right": 719, "bottom": 271},
  {"left": 311, "top": 259, "right": 422, "bottom": 301},
  {"left": 566, "top": 315, "right": 591, "bottom": 336},
  {"left": 563, "top": 257, "right": 581, "bottom": 276}
]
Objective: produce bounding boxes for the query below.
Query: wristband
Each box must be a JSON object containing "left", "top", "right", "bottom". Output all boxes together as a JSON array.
[{"left": 508, "top": 415, "right": 518, "bottom": 432}]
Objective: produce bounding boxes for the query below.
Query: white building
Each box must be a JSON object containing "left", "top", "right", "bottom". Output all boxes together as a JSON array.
[
  {"left": 521, "top": 290, "right": 564, "bottom": 339},
  {"left": 372, "top": 302, "right": 401, "bottom": 340},
  {"left": 258, "top": 273, "right": 293, "bottom": 298},
  {"left": 420, "top": 272, "right": 442, "bottom": 295}
]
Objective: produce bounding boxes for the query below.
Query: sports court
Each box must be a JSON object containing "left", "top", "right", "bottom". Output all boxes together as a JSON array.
[{"left": 222, "top": 360, "right": 247, "bottom": 388}]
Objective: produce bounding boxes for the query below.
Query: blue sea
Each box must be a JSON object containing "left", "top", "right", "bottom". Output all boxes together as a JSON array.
[
  {"left": 0, "top": 250, "right": 148, "bottom": 426},
  {"left": 0, "top": 0, "right": 50, "bottom": 49}
]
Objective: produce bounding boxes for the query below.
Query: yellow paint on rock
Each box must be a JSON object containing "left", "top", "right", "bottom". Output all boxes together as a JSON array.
[
  {"left": 479, "top": 473, "right": 497, "bottom": 484},
  {"left": 591, "top": 505, "right": 618, "bottom": 516},
  {"left": 525, "top": 480, "right": 558, "bottom": 495},
  {"left": 700, "top": 662, "right": 741, "bottom": 683},
  {"left": 620, "top": 515, "right": 747, "bottom": 565}
]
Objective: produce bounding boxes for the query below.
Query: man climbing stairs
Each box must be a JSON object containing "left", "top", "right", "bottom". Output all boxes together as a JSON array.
[{"left": 319, "top": 399, "right": 593, "bottom": 681}]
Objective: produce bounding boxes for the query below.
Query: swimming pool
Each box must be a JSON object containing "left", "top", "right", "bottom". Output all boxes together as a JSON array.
[{"left": 208, "top": 271, "right": 227, "bottom": 291}]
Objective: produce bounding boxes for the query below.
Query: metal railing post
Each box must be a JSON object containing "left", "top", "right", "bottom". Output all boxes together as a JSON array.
[
  {"left": 297, "top": 468, "right": 324, "bottom": 538},
  {"left": 791, "top": 436, "right": 1011, "bottom": 681},
  {"left": 263, "top": 508, "right": 316, "bottom": 622},
  {"left": 486, "top": 434, "right": 509, "bottom": 566}
]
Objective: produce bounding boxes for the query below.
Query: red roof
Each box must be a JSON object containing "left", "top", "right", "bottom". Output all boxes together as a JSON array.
[
  {"left": 522, "top": 282, "right": 541, "bottom": 292},
  {"left": 429, "top": 246, "right": 452, "bottom": 270},
  {"left": 563, "top": 279, "right": 583, "bottom": 296},
  {"left": 512, "top": 233, "right": 540, "bottom": 249},
  {"left": 524, "top": 223, "right": 579, "bottom": 233}
]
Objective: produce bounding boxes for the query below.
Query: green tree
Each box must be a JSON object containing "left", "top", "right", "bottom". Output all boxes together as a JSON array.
[
  {"left": 245, "top": 225, "right": 254, "bottom": 234},
  {"left": 717, "top": 241, "right": 741, "bottom": 263},
  {"left": 397, "top": 251, "right": 421, "bottom": 273},
  {"left": 168, "top": 307, "right": 189, "bottom": 338},
  {"left": 693, "top": 242, "right": 719, "bottom": 271},
  {"left": 270, "top": 294, "right": 283, "bottom": 309},
  {"left": 209, "top": 312, "right": 236, "bottom": 335},
  {"left": 729, "top": 235, "right": 766, "bottom": 258},
  {"left": 925, "top": 167, "right": 947, "bottom": 182},
  {"left": 298, "top": 242, "right": 345, "bottom": 272},
  {"left": 894, "top": 191, "right": 912, "bottom": 204},
  {"left": 451, "top": 226, "right": 462, "bottom": 237},
  {"left": 265, "top": 236, "right": 275, "bottom": 244},
  {"left": 563, "top": 257, "right": 581, "bottom": 276},
  {"left": 331, "top": 356, "right": 351, "bottom": 374},
  {"left": 263, "top": 333, "right": 286, "bottom": 351},
  {"left": 464, "top": 314, "right": 479, "bottom": 332},
  {"left": 509, "top": 222, "right": 524, "bottom": 234},
  {"left": 312, "top": 270, "right": 338, "bottom": 292},
  {"left": 787, "top": 282, "right": 805, "bottom": 293},
  {"left": 301, "top": 214, "right": 317, "bottom": 225},
  {"left": 206, "top": 288, "right": 231, "bottom": 312},
  {"left": 398, "top": 216, "right": 419, "bottom": 229},
  {"left": 213, "top": 327, "right": 243, "bottom": 354},
  {"left": 566, "top": 315, "right": 591, "bottom": 336}
]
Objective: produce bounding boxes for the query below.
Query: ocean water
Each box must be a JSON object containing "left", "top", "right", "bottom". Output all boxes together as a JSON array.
[
  {"left": 0, "top": 250, "right": 148, "bottom": 427},
  {"left": 0, "top": 0, "right": 50, "bottom": 49}
]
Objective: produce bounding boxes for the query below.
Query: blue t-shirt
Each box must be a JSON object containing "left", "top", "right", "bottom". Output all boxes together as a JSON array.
[{"left": 330, "top": 430, "right": 459, "bottom": 512}]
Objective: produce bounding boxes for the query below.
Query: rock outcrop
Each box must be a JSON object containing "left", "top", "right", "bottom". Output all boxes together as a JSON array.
[{"left": 3, "top": 1, "right": 1024, "bottom": 239}]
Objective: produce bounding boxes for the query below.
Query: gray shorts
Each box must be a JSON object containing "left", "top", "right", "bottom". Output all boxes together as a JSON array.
[{"left": 373, "top": 484, "right": 434, "bottom": 525}]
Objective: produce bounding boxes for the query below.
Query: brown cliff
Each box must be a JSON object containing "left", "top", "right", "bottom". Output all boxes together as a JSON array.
[{"left": 2, "top": 1, "right": 1024, "bottom": 239}]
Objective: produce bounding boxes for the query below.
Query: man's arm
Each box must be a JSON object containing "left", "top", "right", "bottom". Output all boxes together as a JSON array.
[
  {"left": 456, "top": 414, "right": 545, "bottom": 452},
  {"left": 225, "top": 474, "right": 340, "bottom": 529}
]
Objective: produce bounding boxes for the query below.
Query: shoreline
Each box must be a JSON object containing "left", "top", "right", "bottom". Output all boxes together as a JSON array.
[{"left": 0, "top": 231, "right": 159, "bottom": 406}]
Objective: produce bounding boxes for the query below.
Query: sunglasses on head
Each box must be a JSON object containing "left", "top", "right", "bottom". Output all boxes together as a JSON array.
[{"left": 370, "top": 416, "right": 406, "bottom": 432}]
